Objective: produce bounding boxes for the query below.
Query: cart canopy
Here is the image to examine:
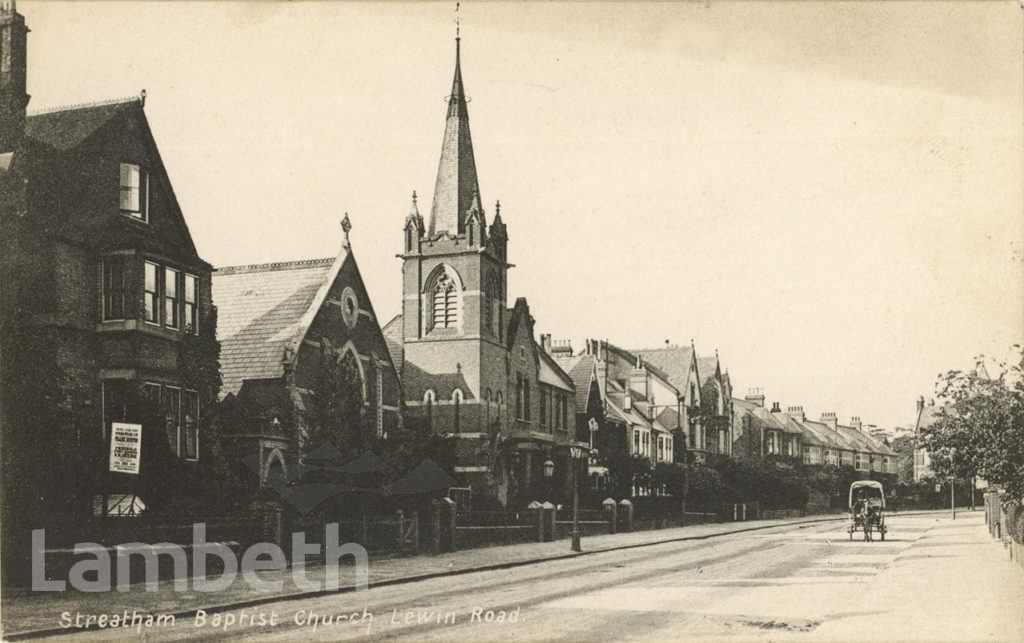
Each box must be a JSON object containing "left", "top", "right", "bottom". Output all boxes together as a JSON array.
[{"left": 849, "top": 480, "right": 885, "bottom": 508}]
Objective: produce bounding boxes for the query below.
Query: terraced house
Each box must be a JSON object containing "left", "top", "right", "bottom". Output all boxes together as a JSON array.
[{"left": 731, "top": 394, "right": 802, "bottom": 459}]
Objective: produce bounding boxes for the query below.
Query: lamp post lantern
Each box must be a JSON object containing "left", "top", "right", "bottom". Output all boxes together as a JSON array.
[{"left": 542, "top": 457, "right": 554, "bottom": 504}]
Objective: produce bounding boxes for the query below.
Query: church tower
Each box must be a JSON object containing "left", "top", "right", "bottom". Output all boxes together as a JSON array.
[
  {"left": 400, "top": 33, "right": 510, "bottom": 480},
  {"left": 0, "top": 0, "right": 30, "bottom": 150}
]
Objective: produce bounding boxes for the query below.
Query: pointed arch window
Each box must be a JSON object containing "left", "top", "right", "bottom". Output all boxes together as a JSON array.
[
  {"left": 452, "top": 388, "right": 463, "bottom": 432},
  {"left": 430, "top": 272, "right": 459, "bottom": 331},
  {"left": 483, "top": 272, "right": 500, "bottom": 336},
  {"left": 424, "top": 390, "right": 436, "bottom": 432}
]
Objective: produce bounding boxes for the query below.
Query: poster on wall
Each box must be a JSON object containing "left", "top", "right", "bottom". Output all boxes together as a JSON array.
[{"left": 109, "top": 422, "right": 142, "bottom": 475}]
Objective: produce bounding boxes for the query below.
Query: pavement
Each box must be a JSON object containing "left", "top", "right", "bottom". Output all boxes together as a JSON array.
[{"left": 6, "top": 510, "right": 1022, "bottom": 642}]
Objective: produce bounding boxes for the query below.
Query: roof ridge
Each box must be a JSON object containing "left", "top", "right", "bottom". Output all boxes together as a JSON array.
[
  {"left": 27, "top": 96, "right": 141, "bottom": 117},
  {"left": 215, "top": 257, "right": 335, "bottom": 275}
]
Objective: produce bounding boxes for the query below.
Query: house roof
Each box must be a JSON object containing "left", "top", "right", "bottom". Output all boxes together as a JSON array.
[
  {"left": 382, "top": 314, "right": 404, "bottom": 374},
  {"left": 656, "top": 406, "right": 680, "bottom": 432},
  {"left": 732, "top": 400, "right": 803, "bottom": 437},
  {"left": 839, "top": 424, "right": 896, "bottom": 455},
  {"left": 632, "top": 345, "right": 694, "bottom": 391},
  {"left": 696, "top": 355, "right": 719, "bottom": 387},
  {"left": 213, "top": 255, "right": 343, "bottom": 397},
  {"left": 26, "top": 98, "right": 138, "bottom": 151},
  {"left": 916, "top": 403, "right": 945, "bottom": 432},
  {"left": 603, "top": 378, "right": 650, "bottom": 428},
  {"left": 538, "top": 349, "right": 574, "bottom": 392},
  {"left": 554, "top": 353, "right": 599, "bottom": 412}
]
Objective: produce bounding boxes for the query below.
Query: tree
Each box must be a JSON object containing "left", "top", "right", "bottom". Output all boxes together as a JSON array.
[
  {"left": 307, "top": 347, "right": 366, "bottom": 458},
  {"left": 921, "top": 348, "right": 1024, "bottom": 500}
]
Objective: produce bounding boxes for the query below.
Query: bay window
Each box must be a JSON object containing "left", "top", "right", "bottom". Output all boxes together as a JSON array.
[
  {"left": 102, "top": 256, "right": 127, "bottom": 320},
  {"left": 144, "top": 261, "right": 159, "bottom": 324},
  {"left": 184, "top": 273, "right": 198, "bottom": 333},
  {"left": 164, "top": 267, "right": 179, "bottom": 329}
]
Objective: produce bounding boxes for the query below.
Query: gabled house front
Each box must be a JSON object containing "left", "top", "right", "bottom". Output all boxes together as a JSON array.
[
  {"left": 633, "top": 342, "right": 707, "bottom": 462},
  {"left": 1, "top": 2, "right": 220, "bottom": 574}
]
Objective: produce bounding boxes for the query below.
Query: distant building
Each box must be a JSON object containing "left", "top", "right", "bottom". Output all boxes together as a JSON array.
[
  {"left": 731, "top": 394, "right": 802, "bottom": 460},
  {"left": 632, "top": 342, "right": 707, "bottom": 461},
  {"left": 913, "top": 396, "right": 942, "bottom": 481},
  {"left": 696, "top": 353, "right": 734, "bottom": 456}
]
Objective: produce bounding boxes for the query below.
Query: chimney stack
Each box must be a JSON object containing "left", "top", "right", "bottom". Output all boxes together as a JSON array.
[
  {"left": 540, "top": 333, "right": 552, "bottom": 353},
  {"left": 745, "top": 387, "right": 765, "bottom": 408},
  {"left": 770, "top": 401, "right": 781, "bottom": 413},
  {"left": 629, "top": 357, "right": 648, "bottom": 400},
  {"left": 0, "top": 0, "right": 30, "bottom": 151},
  {"left": 785, "top": 406, "right": 805, "bottom": 421},
  {"left": 549, "top": 338, "right": 573, "bottom": 355},
  {"left": 819, "top": 411, "right": 838, "bottom": 430},
  {"left": 850, "top": 416, "right": 862, "bottom": 432}
]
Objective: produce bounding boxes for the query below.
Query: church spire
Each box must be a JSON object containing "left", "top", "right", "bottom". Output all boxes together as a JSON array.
[{"left": 428, "top": 30, "right": 481, "bottom": 238}]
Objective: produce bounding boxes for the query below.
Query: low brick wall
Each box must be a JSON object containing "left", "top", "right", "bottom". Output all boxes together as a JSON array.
[{"left": 454, "top": 525, "right": 538, "bottom": 550}]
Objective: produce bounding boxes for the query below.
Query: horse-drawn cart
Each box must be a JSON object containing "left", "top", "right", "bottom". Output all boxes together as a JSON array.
[{"left": 848, "top": 480, "right": 887, "bottom": 542}]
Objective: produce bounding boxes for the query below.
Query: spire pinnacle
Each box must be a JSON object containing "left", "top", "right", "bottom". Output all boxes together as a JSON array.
[
  {"left": 428, "top": 23, "right": 480, "bottom": 238},
  {"left": 341, "top": 213, "right": 352, "bottom": 250}
]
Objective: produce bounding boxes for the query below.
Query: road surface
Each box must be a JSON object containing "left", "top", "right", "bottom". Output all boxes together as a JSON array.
[{"left": 32, "top": 512, "right": 1024, "bottom": 642}]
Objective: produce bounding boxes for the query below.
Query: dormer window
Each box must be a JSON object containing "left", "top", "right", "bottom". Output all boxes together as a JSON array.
[{"left": 119, "top": 163, "right": 148, "bottom": 221}]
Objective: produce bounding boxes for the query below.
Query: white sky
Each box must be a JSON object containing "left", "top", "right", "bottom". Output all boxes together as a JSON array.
[{"left": 21, "top": 2, "right": 1023, "bottom": 428}]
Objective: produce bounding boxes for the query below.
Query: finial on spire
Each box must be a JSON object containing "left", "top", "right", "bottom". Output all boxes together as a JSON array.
[
  {"left": 412, "top": 190, "right": 418, "bottom": 205},
  {"left": 139, "top": 89, "right": 147, "bottom": 107},
  {"left": 455, "top": 2, "right": 460, "bottom": 40},
  {"left": 341, "top": 213, "right": 352, "bottom": 249}
]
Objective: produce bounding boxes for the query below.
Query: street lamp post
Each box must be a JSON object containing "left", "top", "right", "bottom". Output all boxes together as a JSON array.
[
  {"left": 570, "top": 446, "right": 582, "bottom": 552},
  {"left": 950, "top": 447, "right": 957, "bottom": 520},
  {"left": 951, "top": 477, "right": 956, "bottom": 520}
]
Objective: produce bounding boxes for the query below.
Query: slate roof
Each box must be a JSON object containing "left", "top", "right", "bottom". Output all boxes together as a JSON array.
[
  {"left": 381, "top": 314, "right": 404, "bottom": 374},
  {"left": 916, "top": 403, "right": 945, "bottom": 432},
  {"left": 656, "top": 407, "right": 681, "bottom": 432},
  {"left": 696, "top": 355, "right": 719, "bottom": 387},
  {"left": 839, "top": 424, "right": 896, "bottom": 456},
  {"left": 401, "top": 362, "right": 474, "bottom": 402},
  {"left": 605, "top": 380, "right": 650, "bottom": 428},
  {"left": 26, "top": 99, "right": 137, "bottom": 151},
  {"left": 633, "top": 345, "right": 694, "bottom": 391},
  {"left": 538, "top": 350, "right": 574, "bottom": 392},
  {"left": 554, "top": 353, "right": 600, "bottom": 412},
  {"left": 732, "top": 400, "right": 803, "bottom": 437},
  {"left": 213, "top": 256, "right": 339, "bottom": 397}
]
